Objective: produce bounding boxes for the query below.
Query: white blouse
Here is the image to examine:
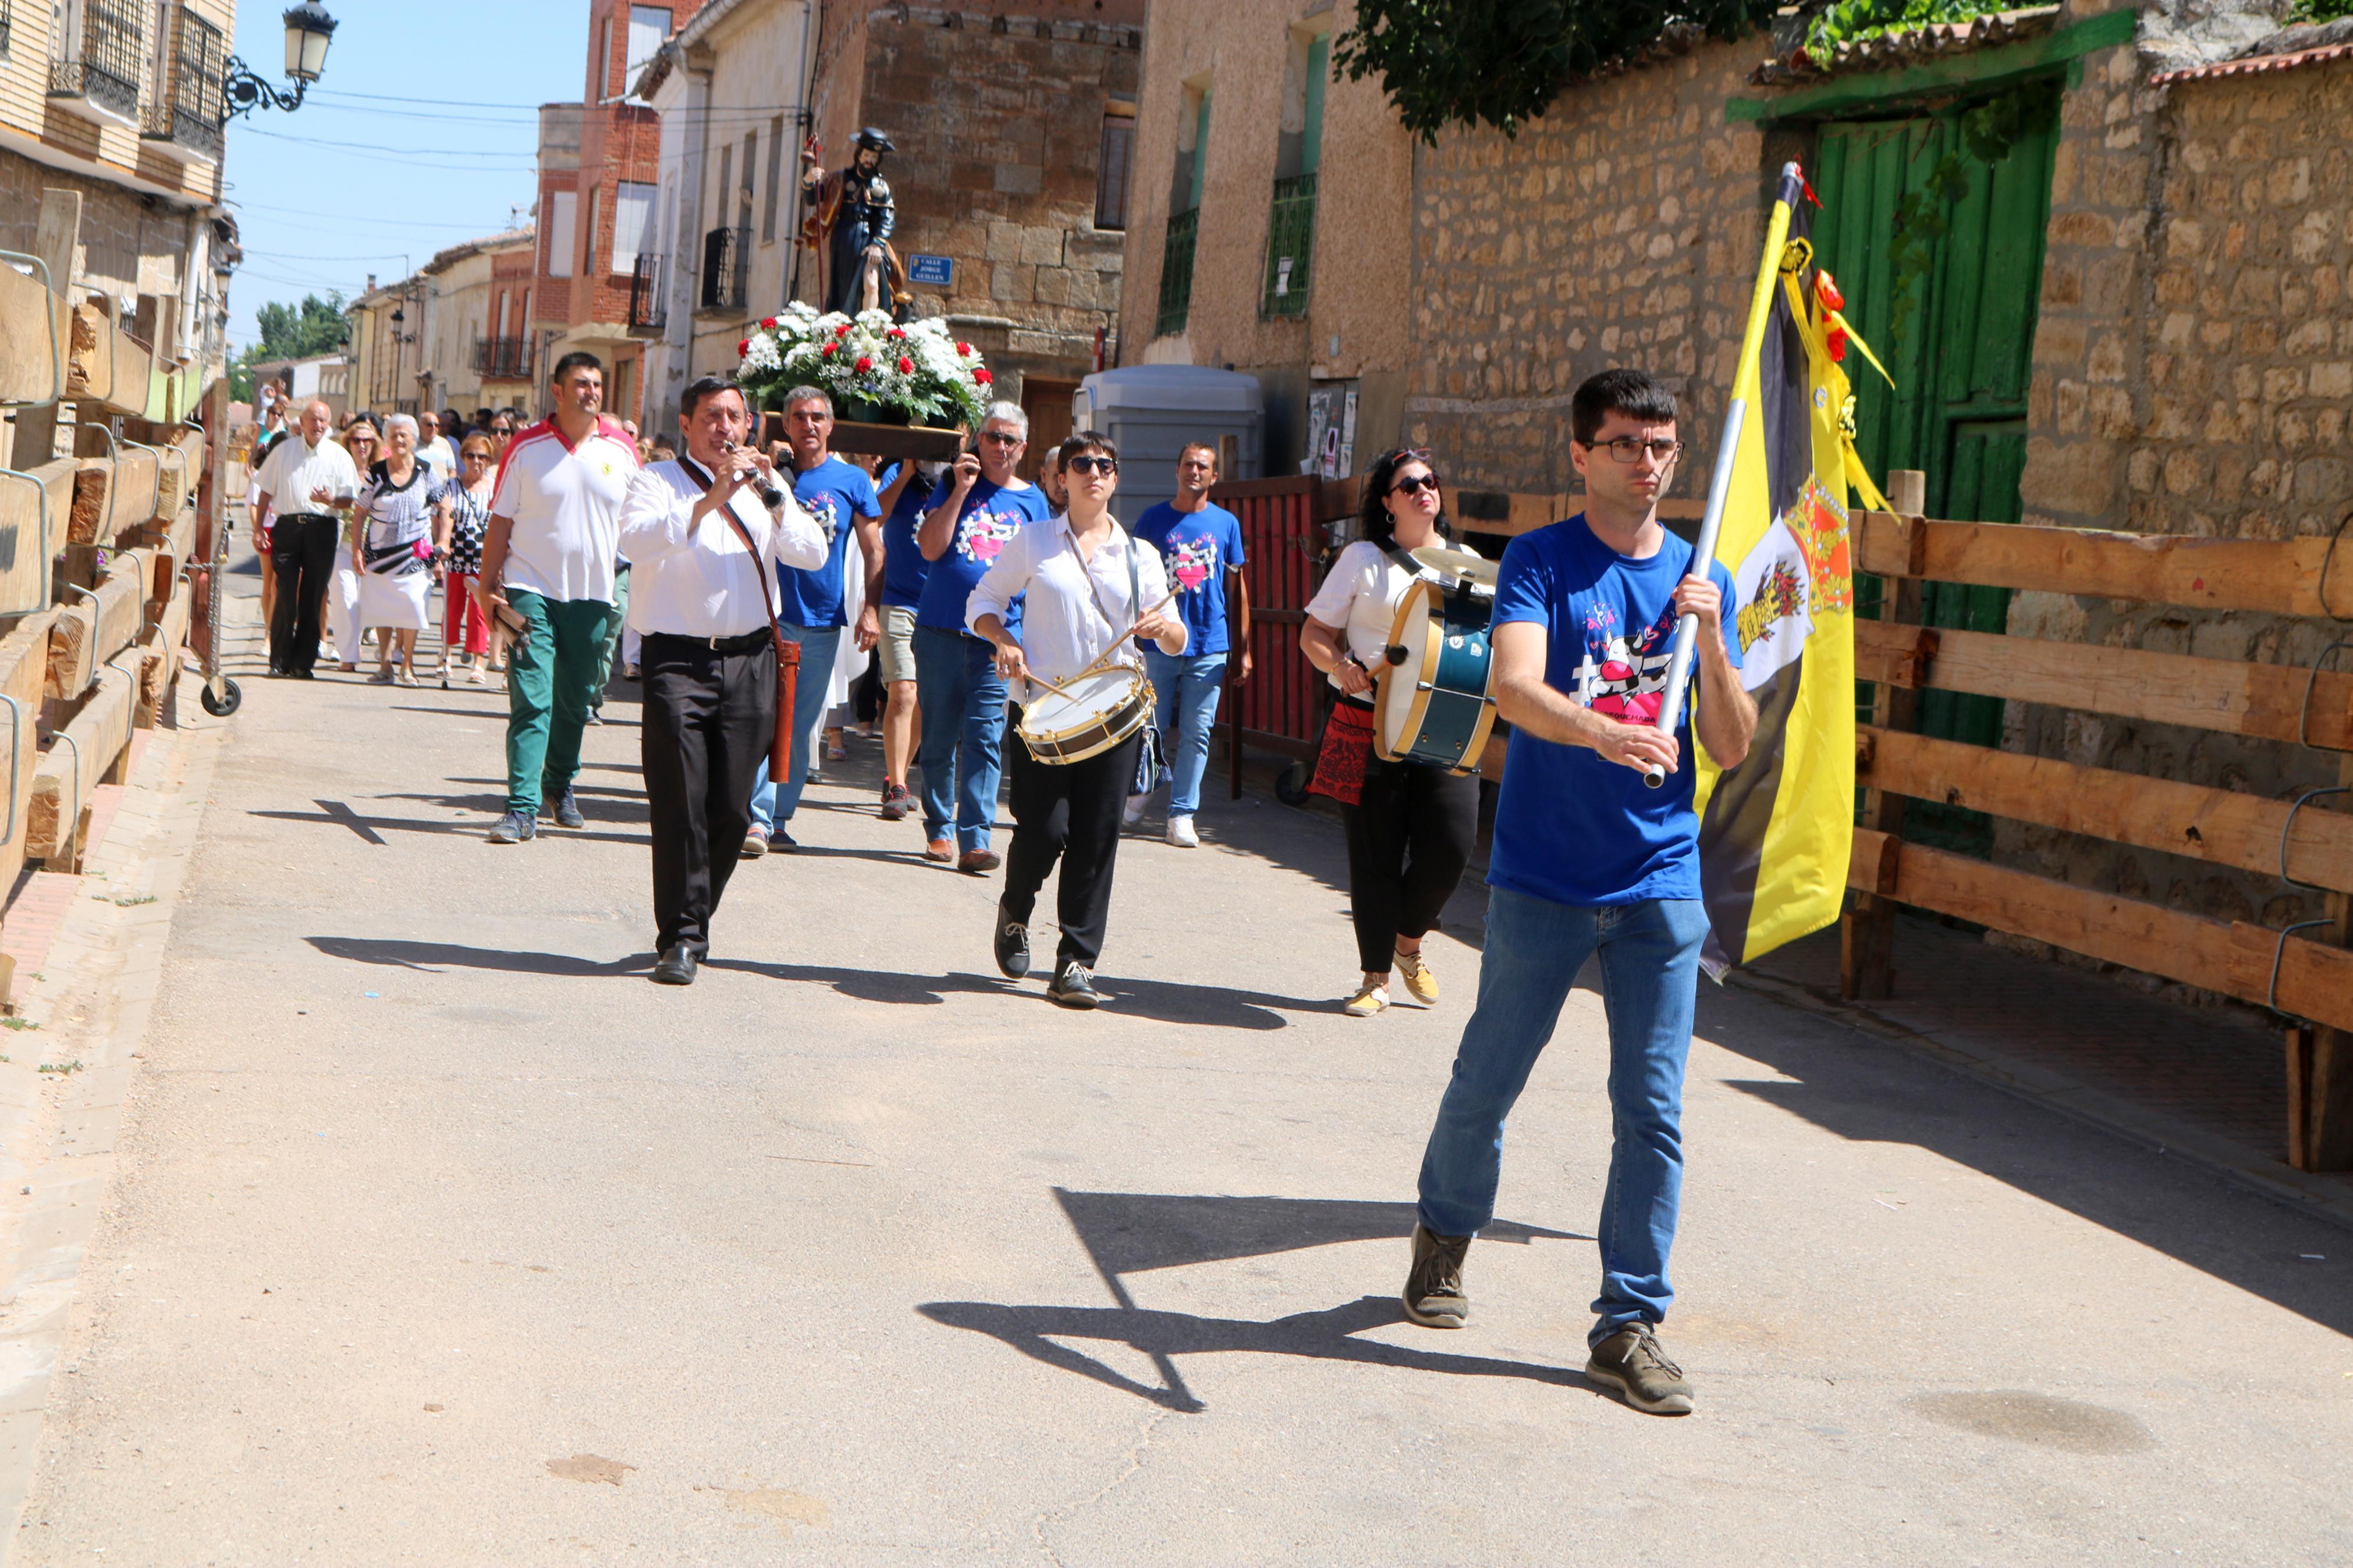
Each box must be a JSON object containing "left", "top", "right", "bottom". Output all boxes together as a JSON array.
[
  {"left": 1303, "top": 537, "right": 1484, "bottom": 691},
  {"left": 616, "top": 457, "right": 827, "bottom": 638},
  {"left": 966, "top": 512, "right": 1181, "bottom": 695}
]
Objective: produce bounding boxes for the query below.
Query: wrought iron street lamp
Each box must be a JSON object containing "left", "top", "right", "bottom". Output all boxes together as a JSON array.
[{"left": 221, "top": 3, "right": 339, "bottom": 123}]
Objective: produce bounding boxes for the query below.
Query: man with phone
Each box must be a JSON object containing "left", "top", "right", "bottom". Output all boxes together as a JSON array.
[
  {"left": 474, "top": 351, "right": 638, "bottom": 844},
  {"left": 251, "top": 398, "right": 361, "bottom": 679},
  {"left": 911, "top": 402, "right": 1052, "bottom": 872}
]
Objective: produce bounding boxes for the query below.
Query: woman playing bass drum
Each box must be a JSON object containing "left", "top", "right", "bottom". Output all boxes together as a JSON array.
[{"left": 1300, "top": 448, "right": 1483, "bottom": 1018}]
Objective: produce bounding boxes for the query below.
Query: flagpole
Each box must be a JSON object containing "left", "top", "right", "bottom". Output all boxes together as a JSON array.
[{"left": 1644, "top": 161, "right": 1805, "bottom": 789}]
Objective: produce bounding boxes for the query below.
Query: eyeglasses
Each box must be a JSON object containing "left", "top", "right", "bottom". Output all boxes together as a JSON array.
[
  {"left": 1066, "top": 454, "right": 1118, "bottom": 476},
  {"left": 1585, "top": 436, "right": 1685, "bottom": 464},
  {"left": 1390, "top": 471, "right": 1441, "bottom": 496},
  {"left": 979, "top": 431, "right": 1022, "bottom": 447}
]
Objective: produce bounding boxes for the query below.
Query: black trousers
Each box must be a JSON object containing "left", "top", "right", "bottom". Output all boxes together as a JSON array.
[
  {"left": 1340, "top": 754, "right": 1481, "bottom": 975},
  {"left": 268, "top": 515, "right": 341, "bottom": 674},
  {"left": 640, "top": 632, "right": 778, "bottom": 956},
  {"left": 1003, "top": 729, "right": 1141, "bottom": 970}
]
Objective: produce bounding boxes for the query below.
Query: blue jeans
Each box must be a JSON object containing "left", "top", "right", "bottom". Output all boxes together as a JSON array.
[
  {"left": 1141, "top": 649, "right": 1226, "bottom": 817},
  {"left": 749, "top": 621, "right": 842, "bottom": 830},
  {"left": 1417, "top": 887, "right": 1710, "bottom": 1345},
  {"left": 913, "top": 625, "right": 1007, "bottom": 851}
]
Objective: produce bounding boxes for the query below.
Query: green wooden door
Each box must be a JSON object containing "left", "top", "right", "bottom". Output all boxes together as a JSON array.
[{"left": 1812, "top": 90, "right": 2059, "bottom": 851}]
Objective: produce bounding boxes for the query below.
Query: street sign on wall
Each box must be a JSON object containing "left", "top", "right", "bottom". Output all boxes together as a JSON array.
[{"left": 907, "top": 254, "right": 953, "bottom": 287}]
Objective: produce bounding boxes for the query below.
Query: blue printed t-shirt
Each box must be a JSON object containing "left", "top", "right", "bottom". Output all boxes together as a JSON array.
[
  {"left": 776, "top": 456, "right": 881, "bottom": 629},
  {"left": 1488, "top": 515, "right": 1742, "bottom": 908},
  {"left": 878, "top": 462, "right": 931, "bottom": 610},
  {"left": 914, "top": 474, "right": 1052, "bottom": 634},
  {"left": 1133, "top": 500, "right": 1246, "bottom": 657}
]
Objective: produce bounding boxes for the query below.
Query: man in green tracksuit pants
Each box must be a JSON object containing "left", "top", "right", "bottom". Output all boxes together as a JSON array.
[{"left": 474, "top": 351, "right": 640, "bottom": 842}]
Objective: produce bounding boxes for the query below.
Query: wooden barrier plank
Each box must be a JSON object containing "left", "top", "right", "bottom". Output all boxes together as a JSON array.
[
  {"left": 65, "top": 304, "right": 156, "bottom": 419},
  {"left": 1859, "top": 725, "right": 2353, "bottom": 894},
  {"left": 0, "top": 611, "right": 57, "bottom": 894},
  {"left": 0, "top": 457, "right": 70, "bottom": 618},
  {"left": 134, "top": 576, "right": 191, "bottom": 727},
  {"left": 151, "top": 426, "right": 204, "bottom": 517},
  {"left": 68, "top": 457, "right": 111, "bottom": 546},
  {"left": 1855, "top": 618, "right": 2353, "bottom": 750},
  {"left": 45, "top": 554, "right": 144, "bottom": 698},
  {"left": 79, "top": 428, "right": 159, "bottom": 530},
  {"left": 2229, "top": 922, "right": 2353, "bottom": 1042},
  {"left": 0, "top": 259, "right": 69, "bottom": 411},
  {"left": 27, "top": 662, "right": 133, "bottom": 864},
  {"left": 1856, "top": 511, "right": 2344, "bottom": 618}
]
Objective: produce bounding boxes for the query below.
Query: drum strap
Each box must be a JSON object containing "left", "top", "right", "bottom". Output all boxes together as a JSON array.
[{"left": 1066, "top": 527, "right": 1142, "bottom": 673}]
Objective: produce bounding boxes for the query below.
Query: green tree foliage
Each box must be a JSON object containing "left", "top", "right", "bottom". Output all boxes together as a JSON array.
[
  {"left": 1803, "top": 0, "right": 2013, "bottom": 62},
  {"left": 1333, "top": 0, "right": 1780, "bottom": 143},
  {"left": 229, "top": 291, "right": 348, "bottom": 402},
  {"left": 2286, "top": 0, "right": 2350, "bottom": 23}
]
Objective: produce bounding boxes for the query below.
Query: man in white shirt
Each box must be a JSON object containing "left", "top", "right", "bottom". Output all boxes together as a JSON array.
[
  {"left": 969, "top": 431, "right": 1186, "bottom": 1008},
  {"left": 416, "top": 410, "right": 458, "bottom": 485},
  {"left": 251, "top": 399, "right": 361, "bottom": 679},
  {"left": 476, "top": 351, "right": 638, "bottom": 844},
  {"left": 619, "top": 375, "right": 825, "bottom": 984}
]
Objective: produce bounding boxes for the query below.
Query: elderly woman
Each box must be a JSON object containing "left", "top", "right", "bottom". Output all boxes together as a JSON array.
[
  {"left": 351, "top": 414, "right": 442, "bottom": 687},
  {"left": 435, "top": 432, "right": 499, "bottom": 682},
  {"left": 326, "top": 416, "right": 382, "bottom": 673}
]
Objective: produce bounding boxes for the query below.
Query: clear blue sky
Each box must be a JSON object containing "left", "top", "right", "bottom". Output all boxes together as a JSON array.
[{"left": 220, "top": 2, "right": 587, "bottom": 355}]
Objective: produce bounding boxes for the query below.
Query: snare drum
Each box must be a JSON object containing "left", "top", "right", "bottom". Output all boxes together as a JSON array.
[
  {"left": 1375, "top": 577, "right": 1498, "bottom": 775},
  {"left": 1017, "top": 666, "right": 1155, "bottom": 765}
]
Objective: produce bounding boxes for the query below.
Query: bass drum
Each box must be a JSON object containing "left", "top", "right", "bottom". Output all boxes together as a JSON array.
[
  {"left": 1017, "top": 666, "right": 1155, "bottom": 765},
  {"left": 1375, "top": 577, "right": 1498, "bottom": 776}
]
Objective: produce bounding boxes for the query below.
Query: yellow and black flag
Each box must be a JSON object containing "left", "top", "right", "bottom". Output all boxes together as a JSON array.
[{"left": 1693, "top": 162, "right": 1891, "bottom": 974}]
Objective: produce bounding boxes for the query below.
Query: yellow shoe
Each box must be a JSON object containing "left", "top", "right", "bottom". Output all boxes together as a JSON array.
[
  {"left": 1395, "top": 950, "right": 1439, "bottom": 1005},
  {"left": 1343, "top": 980, "right": 1390, "bottom": 1018}
]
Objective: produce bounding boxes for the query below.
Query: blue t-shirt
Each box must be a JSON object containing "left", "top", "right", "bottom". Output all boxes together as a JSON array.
[
  {"left": 1488, "top": 515, "right": 1742, "bottom": 908},
  {"left": 878, "top": 462, "right": 931, "bottom": 610},
  {"left": 1133, "top": 500, "right": 1246, "bottom": 657},
  {"left": 913, "top": 475, "right": 1052, "bottom": 634},
  {"left": 776, "top": 456, "right": 881, "bottom": 629}
]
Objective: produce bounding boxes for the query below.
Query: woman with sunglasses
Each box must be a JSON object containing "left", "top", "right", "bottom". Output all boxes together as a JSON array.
[
  {"left": 435, "top": 433, "right": 500, "bottom": 682},
  {"left": 326, "top": 416, "right": 382, "bottom": 673},
  {"left": 350, "top": 414, "right": 442, "bottom": 686},
  {"left": 1300, "top": 448, "right": 1483, "bottom": 1018}
]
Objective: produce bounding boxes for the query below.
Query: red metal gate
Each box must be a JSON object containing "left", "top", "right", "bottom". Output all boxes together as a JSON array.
[{"left": 1211, "top": 475, "right": 1337, "bottom": 798}]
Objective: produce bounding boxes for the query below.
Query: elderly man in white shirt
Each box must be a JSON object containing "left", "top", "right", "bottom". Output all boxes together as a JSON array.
[
  {"left": 969, "top": 431, "right": 1186, "bottom": 1009},
  {"left": 618, "top": 375, "right": 826, "bottom": 986},
  {"left": 251, "top": 398, "right": 362, "bottom": 678}
]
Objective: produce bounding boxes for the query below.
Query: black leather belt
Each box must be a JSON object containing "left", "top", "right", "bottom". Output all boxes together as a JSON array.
[{"left": 645, "top": 628, "right": 770, "bottom": 654}]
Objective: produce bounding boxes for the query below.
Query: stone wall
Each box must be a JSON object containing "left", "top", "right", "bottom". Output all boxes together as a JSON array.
[
  {"left": 1402, "top": 37, "right": 1776, "bottom": 499},
  {"left": 0, "top": 150, "right": 193, "bottom": 323}
]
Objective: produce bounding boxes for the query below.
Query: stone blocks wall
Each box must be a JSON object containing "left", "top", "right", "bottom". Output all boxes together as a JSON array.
[{"left": 0, "top": 150, "right": 189, "bottom": 320}]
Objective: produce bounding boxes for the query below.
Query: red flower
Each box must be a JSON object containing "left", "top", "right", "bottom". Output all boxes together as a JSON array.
[
  {"left": 833, "top": 322, "right": 853, "bottom": 337},
  {"left": 956, "top": 342, "right": 971, "bottom": 357},
  {"left": 736, "top": 339, "right": 750, "bottom": 356},
  {"left": 821, "top": 341, "right": 838, "bottom": 357},
  {"left": 896, "top": 355, "right": 914, "bottom": 374},
  {"left": 886, "top": 327, "right": 906, "bottom": 340},
  {"left": 761, "top": 316, "right": 778, "bottom": 329},
  {"left": 854, "top": 355, "right": 874, "bottom": 372},
  {"left": 974, "top": 368, "right": 993, "bottom": 385}
]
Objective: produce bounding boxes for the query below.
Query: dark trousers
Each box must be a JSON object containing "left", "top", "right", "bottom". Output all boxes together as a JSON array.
[
  {"left": 268, "top": 515, "right": 340, "bottom": 674},
  {"left": 1003, "top": 730, "right": 1141, "bottom": 970},
  {"left": 1340, "top": 755, "right": 1480, "bottom": 974},
  {"left": 639, "top": 632, "right": 778, "bottom": 957}
]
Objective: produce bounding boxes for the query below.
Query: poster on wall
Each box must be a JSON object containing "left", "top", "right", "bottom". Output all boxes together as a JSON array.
[
  {"left": 1339, "top": 387, "right": 1358, "bottom": 477},
  {"left": 1304, "top": 390, "right": 1334, "bottom": 477}
]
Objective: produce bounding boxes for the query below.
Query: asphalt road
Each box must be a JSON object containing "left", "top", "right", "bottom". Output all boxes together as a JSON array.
[{"left": 13, "top": 562, "right": 2352, "bottom": 1564}]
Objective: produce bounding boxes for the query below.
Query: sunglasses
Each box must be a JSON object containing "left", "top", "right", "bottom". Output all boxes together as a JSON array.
[
  {"left": 979, "top": 431, "right": 1022, "bottom": 447},
  {"left": 1065, "top": 454, "right": 1118, "bottom": 476},
  {"left": 1390, "top": 471, "right": 1441, "bottom": 496}
]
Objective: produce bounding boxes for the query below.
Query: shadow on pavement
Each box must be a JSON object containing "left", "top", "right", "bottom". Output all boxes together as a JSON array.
[
  {"left": 307, "top": 937, "right": 652, "bottom": 976},
  {"left": 704, "top": 959, "right": 1318, "bottom": 1029},
  {"left": 253, "top": 801, "right": 649, "bottom": 846},
  {"left": 922, "top": 1190, "right": 1589, "bottom": 1410}
]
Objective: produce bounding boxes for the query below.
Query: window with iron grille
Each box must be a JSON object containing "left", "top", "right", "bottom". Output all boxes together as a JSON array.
[
  {"left": 700, "top": 226, "right": 747, "bottom": 313},
  {"left": 142, "top": 3, "right": 225, "bottom": 161},
  {"left": 48, "top": 0, "right": 146, "bottom": 122},
  {"left": 1262, "top": 31, "right": 1328, "bottom": 319},
  {"left": 1095, "top": 109, "right": 1134, "bottom": 231},
  {"left": 0, "top": 0, "right": 15, "bottom": 59},
  {"left": 1261, "top": 173, "right": 1318, "bottom": 318},
  {"left": 629, "top": 255, "right": 665, "bottom": 331},
  {"left": 1155, "top": 208, "right": 1197, "bottom": 339}
]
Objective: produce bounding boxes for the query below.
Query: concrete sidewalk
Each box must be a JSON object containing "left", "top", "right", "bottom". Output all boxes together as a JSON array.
[{"left": 8, "top": 556, "right": 2352, "bottom": 1564}]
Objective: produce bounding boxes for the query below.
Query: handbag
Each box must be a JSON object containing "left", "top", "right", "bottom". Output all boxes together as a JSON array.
[
  {"left": 1307, "top": 698, "right": 1375, "bottom": 806},
  {"left": 678, "top": 458, "right": 803, "bottom": 779}
]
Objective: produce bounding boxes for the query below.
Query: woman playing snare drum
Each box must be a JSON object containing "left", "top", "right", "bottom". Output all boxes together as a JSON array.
[
  {"left": 1300, "top": 448, "right": 1483, "bottom": 1018},
  {"left": 970, "top": 432, "right": 1186, "bottom": 1009}
]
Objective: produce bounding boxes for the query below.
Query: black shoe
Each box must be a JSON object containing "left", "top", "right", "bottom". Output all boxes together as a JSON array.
[
  {"left": 994, "top": 899, "right": 1030, "bottom": 979},
  {"left": 1046, "top": 961, "right": 1100, "bottom": 1009},
  {"left": 651, "top": 945, "right": 698, "bottom": 986},
  {"left": 771, "top": 827, "right": 797, "bottom": 852},
  {"left": 549, "top": 787, "right": 585, "bottom": 830},
  {"left": 486, "top": 809, "right": 536, "bottom": 845},
  {"left": 1401, "top": 1223, "right": 1471, "bottom": 1328},
  {"left": 293, "top": 668, "right": 315, "bottom": 680}
]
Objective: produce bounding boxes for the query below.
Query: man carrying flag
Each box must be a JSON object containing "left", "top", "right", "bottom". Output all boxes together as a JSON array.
[{"left": 1397, "top": 367, "right": 1754, "bottom": 1416}]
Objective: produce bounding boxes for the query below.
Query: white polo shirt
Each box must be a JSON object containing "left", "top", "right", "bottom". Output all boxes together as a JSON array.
[
  {"left": 251, "top": 433, "right": 361, "bottom": 519},
  {"left": 488, "top": 417, "right": 638, "bottom": 605}
]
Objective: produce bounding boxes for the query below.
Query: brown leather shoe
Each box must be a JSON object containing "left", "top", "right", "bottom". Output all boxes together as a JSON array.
[
  {"left": 924, "top": 838, "right": 954, "bottom": 863},
  {"left": 957, "top": 848, "right": 1001, "bottom": 874}
]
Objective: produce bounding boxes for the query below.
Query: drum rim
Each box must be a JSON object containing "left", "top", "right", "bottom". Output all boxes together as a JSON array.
[
  {"left": 1021, "top": 685, "right": 1154, "bottom": 765},
  {"left": 1375, "top": 580, "right": 1444, "bottom": 765},
  {"left": 1019, "top": 667, "right": 1151, "bottom": 747}
]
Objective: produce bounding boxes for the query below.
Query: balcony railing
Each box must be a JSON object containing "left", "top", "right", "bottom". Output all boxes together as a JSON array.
[
  {"left": 141, "top": 5, "right": 226, "bottom": 163},
  {"left": 1261, "top": 173, "right": 1318, "bottom": 319},
  {"left": 1156, "top": 208, "right": 1198, "bottom": 338},
  {"left": 47, "top": 0, "right": 145, "bottom": 126},
  {"left": 473, "top": 336, "right": 533, "bottom": 380},
  {"left": 700, "top": 226, "right": 747, "bottom": 314},
  {"left": 629, "top": 254, "right": 666, "bottom": 331}
]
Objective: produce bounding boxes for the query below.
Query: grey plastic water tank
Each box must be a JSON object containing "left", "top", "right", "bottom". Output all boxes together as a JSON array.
[{"left": 1071, "top": 366, "right": 1264, "bottom": 524}]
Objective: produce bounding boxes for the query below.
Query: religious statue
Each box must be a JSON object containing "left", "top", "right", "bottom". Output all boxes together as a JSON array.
[{"left": 800, "top": 126, "right": 910, "bottom": 319}]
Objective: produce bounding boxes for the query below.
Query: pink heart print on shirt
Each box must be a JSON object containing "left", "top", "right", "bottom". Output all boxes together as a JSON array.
[
  {"left": 960, "top": 512, "right": 1018, "bottom": 562},
  {"left": 1169, "top": 537, "right": 1217, "bottom": 592},
  {"left": 1571, "top": 600, "right": 1680, "bottom": 727}
]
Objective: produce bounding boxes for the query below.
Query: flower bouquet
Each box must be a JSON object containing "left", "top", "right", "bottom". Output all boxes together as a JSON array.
[{"left": 736, "top": 304, "right": 989, "bottom": 460}]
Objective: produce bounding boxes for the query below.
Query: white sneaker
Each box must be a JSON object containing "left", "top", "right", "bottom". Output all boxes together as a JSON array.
[
  {"left": 1166, "top": 815, "right": 1199, "bottom": 848},
  {"left": 1123, "top": 793, "right": 1150, "bottom": 826}
]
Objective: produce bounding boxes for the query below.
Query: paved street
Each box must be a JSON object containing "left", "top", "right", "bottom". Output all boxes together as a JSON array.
[{"left": 10, "top": 562, "right": 2353, "bottom": 1565}]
